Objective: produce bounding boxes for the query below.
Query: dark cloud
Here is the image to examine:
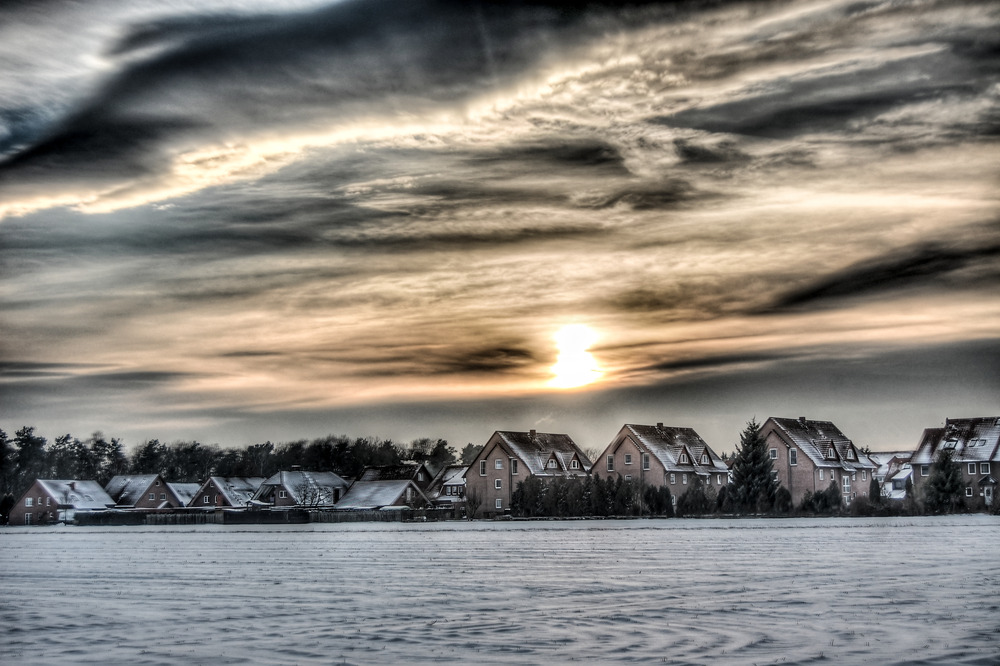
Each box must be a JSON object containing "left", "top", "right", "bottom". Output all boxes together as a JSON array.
[
  {"left": 429, "top": 346, "right": 537, "bottom": 375},
  {"left": 768, "top": 233, "right": 1000, "bottom": 311},
  {"left": 0, "top": 0, "right": 669, "bottom": 190}
]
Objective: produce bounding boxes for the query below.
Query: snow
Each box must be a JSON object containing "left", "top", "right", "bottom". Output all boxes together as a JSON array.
[
  {"left": 337, "top": 480, "right": 425, "bottom": 509},
  {"left": 36, "top": 480, "right": 115, "bottom": 510},
  {"left": 1, "top": 516, "right": 998, "bottom": 665}
]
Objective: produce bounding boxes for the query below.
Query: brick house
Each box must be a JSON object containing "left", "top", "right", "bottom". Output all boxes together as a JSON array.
[
  {"left": 593, "top": 423, "right": 730, "bottom": 497},
  {"left": 9, "top": 479, "right": 115, "bottom": 525},
  {"left": 426, "top": 464, "right": 467, "bottom": 508},
  {"left": 356, "top": 462, "right": 436, "bottom": 490},
  {"left": 188, "top": 476, "right": 265, "bottom": 508},
  {"left": 464, "top": 430, "right": 591, "bottom": 518},
  {"left": 251, "top": 470, "right": 349, "bottom": 508},
  {"left": 760, "top": 417, "right": 878, "bottom": 506},
  {"left": 105, "top": 474, "right": 194, "bottom": 509},
  {"left": 909, "top": 416, "right": 999, "bottom": 508}
]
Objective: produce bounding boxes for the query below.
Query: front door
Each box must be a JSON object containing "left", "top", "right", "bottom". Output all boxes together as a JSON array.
[{"left": 985, "top": 485, "right": 993, "bottom": 506}]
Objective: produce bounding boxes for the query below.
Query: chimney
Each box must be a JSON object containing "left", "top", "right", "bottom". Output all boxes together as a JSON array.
[
  {"left": 656, "top": 422, "right": 663, "bottom": 429},
  {"left": 291, "top": 465, "right": 302, "bottom": 472},
  {"left": 69, "top": 481, "right": 76, "bottom": 491},
  {"left": 798, "top": 416, "right": 807, "bottom": 424},
  {"left": 529, "top": 429, "right": 536, "bottom": 438}
]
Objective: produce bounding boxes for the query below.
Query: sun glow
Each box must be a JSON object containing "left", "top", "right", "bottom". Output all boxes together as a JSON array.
[{"left": 549, "top": 324, "right": 602, "bottom": 389}]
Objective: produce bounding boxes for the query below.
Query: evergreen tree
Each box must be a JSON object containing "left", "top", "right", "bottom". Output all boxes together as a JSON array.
[
  {"left": 730, "top": 419, "right": 778, "bottom": 513},
  {"left": 13, "top": 427, "right": 47, "bottom": 497},
  {"left": 924, "top": 448, "right": 963, "bottom": 514},
  {"left": 868, "top": 477, "right": 882, "bottom": 505},
  {"left": 460, "top": 443, "right": 484, "bottom": 465}
]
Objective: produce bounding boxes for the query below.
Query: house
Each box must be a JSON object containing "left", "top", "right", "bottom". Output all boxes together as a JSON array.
[
  {"left": 335, "top": 479, "right": 431, "bottom": 510},
  {"left": 9, "top": 480, "right": 115, "bottom": 525},
  {"left": 465, "top": 430, "right": 592, "bottom": 518},
  {"left": 356, "top": 462, "right": 436, "bottom": 490},
  {"left": 909, "top": 416, "right": 999, "bottom": 508},
  {"left": 251, "top": 469, "right": 349, "bottom": 508},
  {"left": 189, "top": 477, "right": 265, "bottom": 508},
  {"left": 425, "top": 464, "right": 468, "bottom": 508},
  {"left": 594, "top": 423, "right": 730, "bottom": 498},
  {"left": 760, "top": 417, "right": 878, "bottom": 506},
  {"left": 868, "top": 451, "right": 913, "bottom": 500},
  {"left": 105, "top": 474, "right": 193, "bottom": 509}
]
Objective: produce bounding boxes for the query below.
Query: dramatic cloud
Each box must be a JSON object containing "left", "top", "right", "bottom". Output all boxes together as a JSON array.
[{"left": 1, "top": 0, "right": 998, "bottom": 451}]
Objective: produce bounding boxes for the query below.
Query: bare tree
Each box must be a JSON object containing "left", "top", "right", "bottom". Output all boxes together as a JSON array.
[{"left": 464, "top": 487, "right": 483, "bottom": 520}]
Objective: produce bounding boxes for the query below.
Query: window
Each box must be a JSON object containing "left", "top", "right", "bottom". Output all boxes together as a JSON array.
[
  {"left": 842, "top": 476, "right": 851, "bottom": 492},
  {"left": 670, "top": 473, "right": 676, "bottom": 484},
  {"left": 717, "top": 474, "right": 723, "bottom": 485},
  {"left": 981, "top": 463, "right": 990, "bottom": 474},
  {"left": 495, "top": 498, "right": 502, "bottom": 509},
  {"left": 701, "top": 454, "right": 709, "bottom": 464},
  {"left": 851, "top": 473, "right": 856, "bottom": 481},
  {"left": 769, "top": 448, "right": 777, "bottom": 459},
  {"left": 495, "top": 459, "right": 503, "bottom": 470},
  {"left": 278, "top": 490, "right": 287, "bottom": 499},
  {"left": 480, "top": 460, "right": 486, "bottom": 476},
  {"left": 160, "top": 493, "right": 166, "bottom": 501},
  {"left": 203, "top": 496, "right": 210, "bottom": 504},
  {"left": 965, "top": 487, "right": 973, "bottom": 497},
  {"left": 154, "top": 480, "right": 160, "bottom": 486},
  {"left": 682, "top": 474, "right": 688, "bottom": 485},
  {"left": 624, "top": 454, "right": 633, "bottom": 465},
  {"left": 495, "top": 479, "right": 502, "bottom": 490},
  {"left": 547, "top": 459, "right": 556, "bottom": 469},
  {"left": 819, "top": 469, "right": 824, "bottom": 481},
  {"left": 215, "top": 494, "right": 219, "bottom": 504},
  {"left": 892, "top": 479, "right": 904, "bottom": 490},
  {"left": 607, "top": 455, "right": 614, "bottom": 472},
  {"left": 46, "top": 497, "right": 50, "bottom": 506},
  {"left": 406, "top": 487, "right": 413, "bottom": 501},
  {"left": 24, "top": 513, "right": 32, "bottom": 525},
  {"left": 827, "top": 448, "right": 835, "bottom": 460},
  {"left": 512, "top": 460, "right": 518, "bottom": 474},
  {"left": 969, "top": 463, "right": 977, "bottom": 475},
  {"left": 789, "top": 449, "right": 797, "bottom": 466},
  {"left": 149, "top": 493, "right": 155, "bottom": 500},
  {"left": 25, "top": 497, "right": 33, "bottom": 507},
  {"left": 571, "top": 459, "right": 579, "bottom": 469},
  {"left": 680, "top": 453, "right": 688, "bottom": 464},
  {"left": 943, "top": 440, "right": 957, "bottom": 449},
  {"left": 861, "top": 471, "right": 867, "bottom": 481},
  {"left": 642, "top": 454, "right": 650, "bottom": 470},
  {"left": 624, "top": 475, "right": 632, "bottom": 481},
  {"left": 921, "top": 465, "right": 929, "bottom": 476}
]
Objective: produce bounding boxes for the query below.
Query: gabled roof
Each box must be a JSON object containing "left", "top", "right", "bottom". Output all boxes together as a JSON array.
[
  {"left": 167, "top": 482, "right": 201, "bottom": 506},
  {"left": 910, "top": 417, "right": 1000, "bottom": 465},
  {"left": 358, "top": 463, "right": 432, "bottom": 483},
  {"left": 618, "top": 424, "right": 729, "bottom": 475},
  {"left": 254, "top": 470, "right": 348, "bottom": 504},
  {"left": 336, "top": 480, "right": 429, "bottom": 510},
  {"left": 207, "top": 477, "right": 264, "bottom": 507},
  {"left": 37, "top": 480, "right": 115, "bottom": 510},
  {"left": 493, "top": 431, "right": 592, "bottom": 476},
  {"left": 426, "top": 464, "right": 468, "bottom": 498},
  {"left": 764, "top": 417, "right": 876, "bottom": 471},
  {"left": 105, "top": 474, "right": 160, "bottom": 506}
]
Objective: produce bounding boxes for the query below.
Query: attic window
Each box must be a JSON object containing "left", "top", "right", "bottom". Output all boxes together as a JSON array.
[
  {"left": 571, "top": 459, "right": 579, "bottom": 469},
  {"left": 827, "top": 449, "right": 835, "bottom": 459},
  {"left": 701, "top": 454, "right": 708, "bottom": 464},
  {"left": 547, "top": 459, "right": 556, "bottom": 469},
  {"left": 943, "top": 440, "right": 957, "bottom": 449},
  {"left": 680, "top": 453, "right": 688, "bottom": 464}
]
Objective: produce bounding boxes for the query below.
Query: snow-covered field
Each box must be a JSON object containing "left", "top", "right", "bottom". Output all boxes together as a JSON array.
[{"left": 2, "top": 516, "right": 998, "bottom": 665}]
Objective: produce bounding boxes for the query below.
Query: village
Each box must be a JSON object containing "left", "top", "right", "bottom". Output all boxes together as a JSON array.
[{"left": 4, "top": 414, "right": 998, "bottom": 527}]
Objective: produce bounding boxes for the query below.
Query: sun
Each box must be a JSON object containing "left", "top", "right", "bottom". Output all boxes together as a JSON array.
[{"left": 549, "top": 324, "right": 602, "bottom": 389}]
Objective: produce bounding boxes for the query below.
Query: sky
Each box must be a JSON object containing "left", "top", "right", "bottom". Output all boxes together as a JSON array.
[{"left": 1, "top": 0, "right": 998, "bottom": 456}]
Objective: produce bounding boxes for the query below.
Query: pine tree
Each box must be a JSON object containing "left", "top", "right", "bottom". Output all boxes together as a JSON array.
[
  {"left": 924, "top": 448, "right": 963, "bottom": 514},
  {"left": 730, "top": 418, "right": 778, "bottom": 513}
]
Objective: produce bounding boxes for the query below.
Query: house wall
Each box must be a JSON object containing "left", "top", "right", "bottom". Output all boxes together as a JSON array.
[
  {"left": 594, "top": 437, "right": 665, "bottom": 487},
  {"left": 193, "top": 479, "right": 230, "bottom": 508},
  {"left": 131, "top": 477, "right": 180, "bottom": 509},
  {"left": 9, "top": 481, "right": 58, "bottom": 526},
  {"left": 465, "top": 440, "right": 518, "bottom": 518},
  {"left": 912, "top": 459, "right": 995, "bottom": 506},
  {"left": 761, "top": 429, "right": 876, "bottom": 506}
]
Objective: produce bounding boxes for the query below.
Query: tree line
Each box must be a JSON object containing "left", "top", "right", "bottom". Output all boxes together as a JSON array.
[{"left": 0, "top": 426, "right": 480, "bottom": 507}]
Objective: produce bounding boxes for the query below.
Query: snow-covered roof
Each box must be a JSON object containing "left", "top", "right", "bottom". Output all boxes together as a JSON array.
[
  {"left": 336, "top": 480, "right": 429, "bottom": 510},
  {"left": 254, "top": 470, "right": 348, "bottom": 504},
  {"left": 105, "top": 474, "right": 160, "bottom": 506},
  {"left": 493, "top": 431, "right": 592, "bottom": 476},
  {"left": 619, "top": 424, "right": 729, "bottom": 476},
  {"left": 198, "top": 476, "right": 265, "bottom": 507},
  {"left": 37, "top": 480, "right": 115, "bottom": 510},
  {"left": 167, "top": 482, "right": 201, "bottom": 506},
  {"left": 358, "top": 463, "right": 431, "bottom": 483},
  {"left": 765, "top": 417, "right": 876, "bottom": 471},
  {"left": 910, "top": 417, "right": 1000, "bottom": 466}
]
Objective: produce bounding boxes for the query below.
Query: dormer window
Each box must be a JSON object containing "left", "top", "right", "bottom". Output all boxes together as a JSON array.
[
  {"left": 570, "top": 459, "right": 579, "bottom": 469},
  {"left": 680, "top": 453, "right": 688, "bottom": 464},
  {"left": 547, "top": 459, "right": 556, "bottom": 469},
  {"left": 701, "top": 454, "right": 708, "bottom": 464},
  {"left": 827, "top": 449, "right": 835, "bottom": 460}
]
